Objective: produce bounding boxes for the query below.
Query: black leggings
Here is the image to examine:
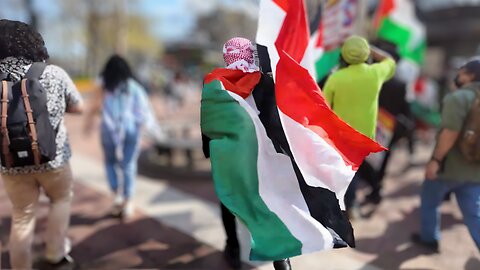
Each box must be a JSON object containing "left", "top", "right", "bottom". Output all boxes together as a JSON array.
[
  {"left": 221, "top": 203, "right": 239, "bottom": 248},
  {"left": 344, "top": 162, "right": 376, "bottom": 209},
  {"left": 220, "top": 203, "right": 290, "bottom": 268}
]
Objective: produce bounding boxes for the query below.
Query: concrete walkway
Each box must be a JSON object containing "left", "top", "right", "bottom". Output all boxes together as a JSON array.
[{"left": 0, "top": 113, "right": 479, "bottom": 269}]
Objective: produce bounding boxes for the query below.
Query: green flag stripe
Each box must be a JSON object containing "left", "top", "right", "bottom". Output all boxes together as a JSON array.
[
  {"left": 201, "top": 80, "right": 303, "bottom": 260},
  {"left": 377, "top": 17, "right": 425, "bottom": 64},
  {"left": 315, "top": 48, "right": 341, "bottom": 82}
]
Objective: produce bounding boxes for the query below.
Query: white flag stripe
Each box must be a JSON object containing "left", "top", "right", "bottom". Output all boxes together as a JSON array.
[
  {"left": 226, "top": 87, "right": 335, "bottom": 254},
  {"left": 389, "top": 0, "right": 426, "bottom": 50},
  {"left": 256, "top": 0, "right": 287, "bottom": 79}
]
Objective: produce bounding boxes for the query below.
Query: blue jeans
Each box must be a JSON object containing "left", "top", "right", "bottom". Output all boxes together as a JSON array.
[
  {"left": 101, "top": 129, "right": 140, "bottom": 199},
  {"left": 420, "top": 179, "right": 480, "bottom": 249}
]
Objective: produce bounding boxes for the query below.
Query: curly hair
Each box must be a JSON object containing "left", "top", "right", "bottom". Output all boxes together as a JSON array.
[{"left": 0, "top": 19, "right": 49, "bottom": 62}]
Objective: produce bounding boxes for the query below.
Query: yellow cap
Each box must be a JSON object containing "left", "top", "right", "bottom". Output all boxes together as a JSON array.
[{"left": 341, "top": 35, "right": 370, "bottom": 65}]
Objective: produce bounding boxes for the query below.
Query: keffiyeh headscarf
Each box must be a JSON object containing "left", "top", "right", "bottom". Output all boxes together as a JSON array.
[{"left": 223, "top": 37, "right": 260, "bottom": 73}]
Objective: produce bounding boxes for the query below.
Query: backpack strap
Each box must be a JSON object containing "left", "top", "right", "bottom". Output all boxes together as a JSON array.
[
  {"left": 20, "top": 79, "right": 41, "bottom": 166},
  {"left": 1, "top": 80, "right": 13, "bottom": 168},
  {"left": 24, "top": 62, "right": 47, "bottom": 80}
]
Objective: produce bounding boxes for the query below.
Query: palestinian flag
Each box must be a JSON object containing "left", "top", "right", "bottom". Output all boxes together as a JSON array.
[
  {"left": 255, "top": 0, "right": 355, "bottom": 82},
  {"left": 256, "top": 0, "right": 312, "bottom": 78},
  {"left": 201, "top": 64, "right": 385, "bottom": 260},
  {"left": 202, "top": 0, "right": 384, "bottom": 260},
  {"left": 202, "top": 0, "right": 386, "bottom": 260},
  {"left": 374, "top": 0, "right": 426, "bottom": 65}
]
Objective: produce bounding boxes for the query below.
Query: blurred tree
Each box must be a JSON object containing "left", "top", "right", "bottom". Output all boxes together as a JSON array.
[
  {"left": 125, "top": 15, "right": 162, "bottom": 63},
  {"left": 195, "top": 0, "right": 323, "bottom": 50},
  {"left": 55, "top": 0, "right": 162, "bottom": 76},
  {"left": 195, "top": 7, "right": 257, "bottom": 50},
  {"left": 0, "top": 0, "right": 38, "bottom": 30}
]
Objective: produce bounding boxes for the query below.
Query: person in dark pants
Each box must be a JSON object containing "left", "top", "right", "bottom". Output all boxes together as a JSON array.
[
  {"left": 344, "top": 162, "right": 377, "bottom": 217},
  {"left": 202, "top": 136, "right": 292, "bottom": 270},
  {"left": 366, "top": 76, "right": 414, "bottom": 204},
  {"left": 364, "top": 41, "right": 415, "bottom": 205}
]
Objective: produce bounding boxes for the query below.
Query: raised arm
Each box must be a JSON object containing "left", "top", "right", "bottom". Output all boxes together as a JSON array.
[{"left": 370, "top": 45, "right": 393, "bottom": 62}]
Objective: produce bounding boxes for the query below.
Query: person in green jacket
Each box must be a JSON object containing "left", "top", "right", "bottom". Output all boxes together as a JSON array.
[{"left": 323, "top": 35, "right": 396, "bottom": 217}]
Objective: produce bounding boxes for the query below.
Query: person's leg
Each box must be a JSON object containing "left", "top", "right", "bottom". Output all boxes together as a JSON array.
[
  {"left": 367, "top": 131, "right": 401, "bottom": 202},
  {"left": 403, "top": 111, "right": 416, "bottom": 155},
  {"left": 347, "top": 162, "right": 375, "bottom": 209},
  {"left": 120, "top": 130, "right": 140, "bottom": 216},
  {"left": 101, "top": 132, "right": 123, "bottom": 217},
  {"left": 38, "top": 164, "right": 74, "bottom": 263},
  {"left": 2, "top": 174, "right": 40, "bottom": 269},
  {"left": 344, "top": 175, "right": 359, "bottom": 210},
  {"left": 273, "top": 258, "right": 292, "bottom": 270},
  {"left": 454, "top": 183, "right": 480, "bottom": 250},
  {"left": 220, "top": 203, "right": 241, "bottom": 269},
  {"left": 419, "top": 180, "right": 451, "bottom": 243},
  {"left": 345, "top": 165, "right": 366, "bottom": 219},
  {"left": 356, "top": 160, "right": 380, "bottom": 204},
  {"left": 102, "top": 138, "right": 119, "bottom": 195},
  {"left": 221, "top": 203, "right": 239, "bottom": 248}
]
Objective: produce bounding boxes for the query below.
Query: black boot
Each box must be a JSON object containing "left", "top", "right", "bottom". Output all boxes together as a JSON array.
[
  {"left": 411, "top": 233, "right": 439, "bottom": 253},
  {"left": 365, "top": 190, "right": 382, "bottom": 205},
  {"left": 223, "top": 244, "right": 241, "bottom": 269},
  {"left": 273, "top": 258, "right": 292, "bottom": 270}
]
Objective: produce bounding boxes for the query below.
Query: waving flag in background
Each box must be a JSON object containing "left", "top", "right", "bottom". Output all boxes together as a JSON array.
[
  {"left": 374, "top": 0, "right": 426, "bottom": 65},
  {"left": 374, "top": 0, "right": 426, "bottom": 95}
]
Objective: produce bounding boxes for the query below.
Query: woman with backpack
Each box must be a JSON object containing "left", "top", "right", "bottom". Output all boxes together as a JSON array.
[
  {"left": 0, "top": 19, "right": 83, "bottom": 269},
  {"left": 85, "top": 55, "right": 156, "bottom": 218}
]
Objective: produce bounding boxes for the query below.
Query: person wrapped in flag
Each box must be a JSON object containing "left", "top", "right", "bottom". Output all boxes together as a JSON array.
[
  {"left": 201, "top": 35, "right": 385, "bottom": 266},
  {"left": 202, "top": 37, "right": 292, "bottom": 270}
]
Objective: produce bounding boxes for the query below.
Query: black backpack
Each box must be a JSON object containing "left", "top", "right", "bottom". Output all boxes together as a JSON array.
[{"left": 0, "top": 62, "right": 57, "bottom": 168}]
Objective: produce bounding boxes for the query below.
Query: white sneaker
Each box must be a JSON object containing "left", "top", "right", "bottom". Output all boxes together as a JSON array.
[
  {"left": 110, "top": 195, "right": 124, "bottom": 217},
  {"left": 121, "top": 202, "right": 134, "bottom": 219},
  {"left": 114, "top": 194, "right": 124, "bottom": 205}
]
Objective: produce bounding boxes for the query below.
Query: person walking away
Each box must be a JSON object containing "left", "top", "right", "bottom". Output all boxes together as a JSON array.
[
  {"left": 412, "top": 60, "right": 480, "bottom": 252},
  {"left": 0, "top": 19, "right": 83, "bottom": 269},
  {"left": 85, "top": 55, "right": 156, "bottom": 219},
  {"left": 201, "top": 37, "right": 292, "bottom": 270},
  {"left": 323, "top": 35, "right": 396, "bottom": 218}
]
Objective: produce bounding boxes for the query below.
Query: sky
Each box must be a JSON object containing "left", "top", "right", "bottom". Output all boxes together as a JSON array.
[
  {"left": 137, "top": 0, "right": 259, "bottom": 41},
  {"left": 135, "top": 0, "right": 196, "bottom": 42},
  {"left": 0, "top": 0, "right": 259, "bottom": 56}
]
